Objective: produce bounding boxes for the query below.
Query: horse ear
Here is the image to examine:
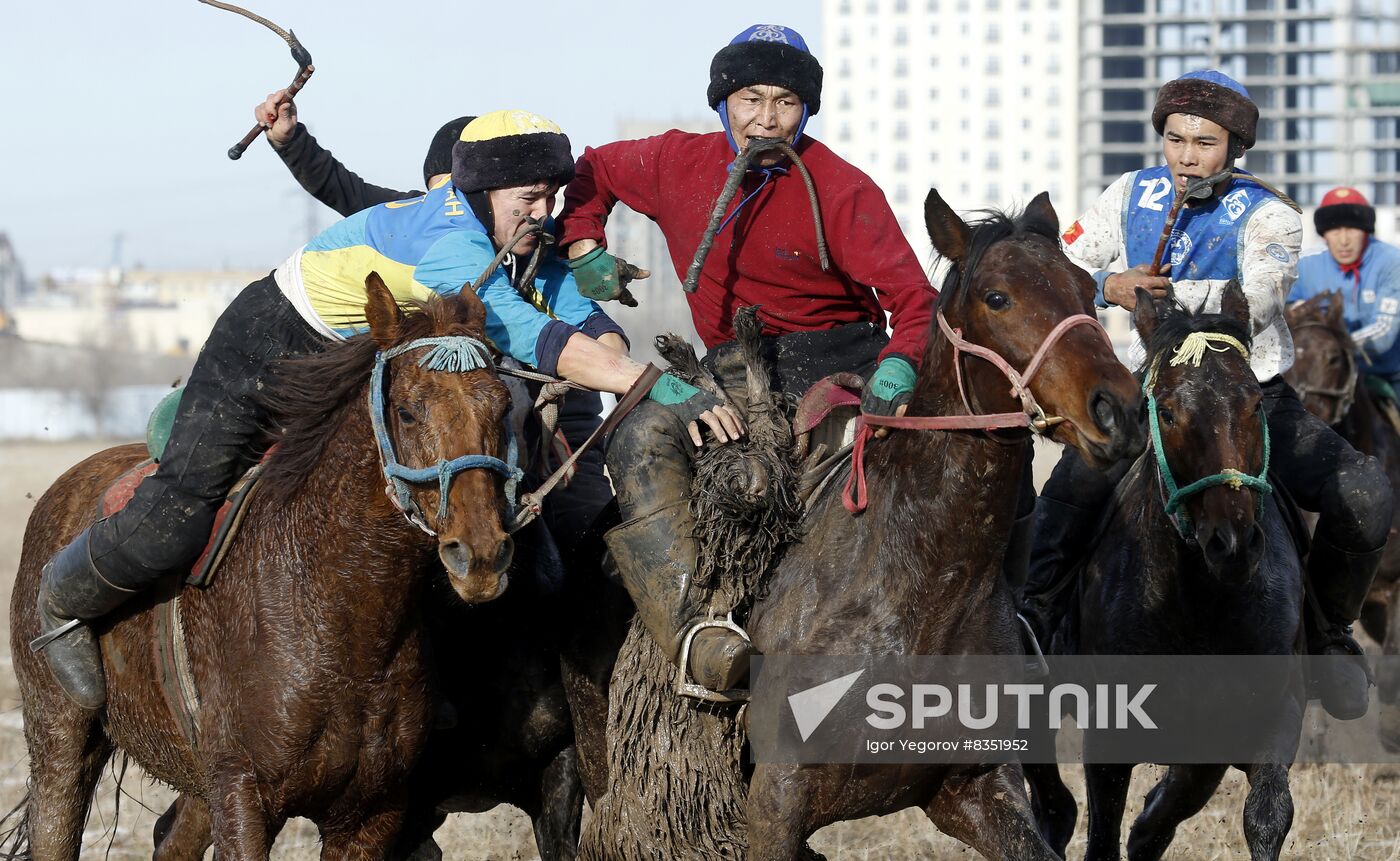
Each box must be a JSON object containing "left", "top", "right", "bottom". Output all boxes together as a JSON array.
[
  {"left": 1132, "top": 288, "right": 1165, "bottom": 343},
  {"left": 364, "top": 272, "right": 405, "bottom": 347},
  {"left": 453, "top": 288, "right": 489, "bottom": 336},
  {"left": 1326, "top": 290, "right": 1346, "bottom": 327},
  {"left": 1022, "top": 191, "right": 1060, "bottom": 235},
  {"left": 924, "top": 188, "right": 971, "bottom": 265},
  {"left": 1220, "top": 279, "right": 1250, "bottom": 329}
]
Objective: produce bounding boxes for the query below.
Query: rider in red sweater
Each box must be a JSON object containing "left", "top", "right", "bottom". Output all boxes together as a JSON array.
[{"left": 556, "top": 24, "right": 939, "bottom": 696}]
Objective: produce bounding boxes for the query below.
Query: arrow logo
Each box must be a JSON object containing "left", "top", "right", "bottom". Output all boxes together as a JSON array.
[{"left": 788, "top": 669, "right": 865, "bottom": 742}]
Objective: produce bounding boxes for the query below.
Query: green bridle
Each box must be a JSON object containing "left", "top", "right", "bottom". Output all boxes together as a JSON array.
[{"left": 1144, "top": 331, "right": 1273, "bottom": 538}]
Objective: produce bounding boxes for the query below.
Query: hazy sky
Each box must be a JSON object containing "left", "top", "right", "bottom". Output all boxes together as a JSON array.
[{"left": 0, "top": 2, "right": 822, "bottom": 273}]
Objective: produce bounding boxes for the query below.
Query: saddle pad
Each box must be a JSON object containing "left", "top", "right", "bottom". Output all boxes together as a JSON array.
[
  {"left": 792, "top": 372, "right": 864, "bottom": 437},
  {"left": 100, "top": 457, "right": 268, "bottom": 589}
]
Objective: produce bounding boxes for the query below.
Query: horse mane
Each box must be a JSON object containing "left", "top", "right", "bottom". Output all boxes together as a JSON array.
[
  {"left": 257, "top": 297, "right": 481, "bottom": 504},
  {"left": 1142, "top": 297, "right": 1254, "bottom": 373},
  {"left": 937, "top": 205, "right": 1061, "bottom": 303}
]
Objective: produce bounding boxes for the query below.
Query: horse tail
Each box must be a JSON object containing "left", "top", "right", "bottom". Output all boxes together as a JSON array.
[{"left": 0, "top": 790, "right": 32, "bottom": 860}]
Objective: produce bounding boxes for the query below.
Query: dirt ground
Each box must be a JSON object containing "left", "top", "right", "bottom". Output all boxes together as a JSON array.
[{"left": 0, "top": 439, "right": 1397, "bottom": 859}]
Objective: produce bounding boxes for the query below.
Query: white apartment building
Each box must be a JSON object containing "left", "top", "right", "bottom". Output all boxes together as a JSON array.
[{"left": 821, "top": 0, "right": 1082, "bottom": 262}]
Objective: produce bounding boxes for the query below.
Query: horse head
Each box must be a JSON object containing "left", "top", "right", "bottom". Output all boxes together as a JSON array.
[
  {"left": 364, "top": 273, "right": 516, "bottom": 603},
  {"left": 1284, "top": 291, "right": 1357, "bottom": 426},
  {"left": 1134, "top": 280, "right": 1268, "bottom": 580},
  {"left": 922, "top": 189, "right": 1143, "bottom": 468}
]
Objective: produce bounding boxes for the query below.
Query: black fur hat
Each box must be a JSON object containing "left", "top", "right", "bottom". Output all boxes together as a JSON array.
[
  {"left": 707, "top": 24, "right": 823, "bottom": 114},
  {"left": 451, "top": 110, "right": 575, "bottom": 195},
  {"left": 423, "top": 116, "right": 475, "bottom": 187}
]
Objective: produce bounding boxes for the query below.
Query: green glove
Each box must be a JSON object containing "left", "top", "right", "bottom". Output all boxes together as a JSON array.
[
  {"left": 567, "top": 246, "right": 643, "bottom": 307},
  {"left": 861, "top": 356, "right": 917, "bottom": 416},
  {"left": 648, "top": 373, "right": 724, "bottom": 425}
]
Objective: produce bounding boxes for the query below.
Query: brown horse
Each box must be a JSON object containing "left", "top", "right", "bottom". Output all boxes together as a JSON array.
[
  {"left": 578, "top": 189, "right": 1142, "bottom": 859},
  {"left": 1285, "top": 292, "right": 1400, "bottom": 751},
  {"left": 8, "top": 277, "right": 515, "bottom": 860},
  {"left": 741, "top": 190, "right": 1143, "bottom": 860}
]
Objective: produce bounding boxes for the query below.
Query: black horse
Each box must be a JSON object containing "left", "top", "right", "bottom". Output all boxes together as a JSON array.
[{"left": 1026, "top": 283, "right": 1305, "bottom": 861}]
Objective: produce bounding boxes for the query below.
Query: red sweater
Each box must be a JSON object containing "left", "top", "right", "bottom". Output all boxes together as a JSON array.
[{"left": 557, "top": 131, "right": 935, "bottom": 366}]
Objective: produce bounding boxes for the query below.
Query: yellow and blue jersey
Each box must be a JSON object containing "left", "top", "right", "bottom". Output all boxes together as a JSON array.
[{"left": 272, "top": 178, "right": 620, "bottom": 374}]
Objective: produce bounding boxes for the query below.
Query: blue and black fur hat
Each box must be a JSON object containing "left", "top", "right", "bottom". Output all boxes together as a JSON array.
[{"left": 707, "top": 24, "right": 823, "bottom": 115}]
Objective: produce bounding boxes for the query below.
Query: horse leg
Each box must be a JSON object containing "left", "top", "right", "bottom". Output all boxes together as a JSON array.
[
  {"left": 1123, "top": 764, "right": 1226, "bottom": 861},
  {"left": 1083, "top": 763, "right": 1134, "bottom": 861},
  {"left": 319, "top": 803, "right": 406, "bottom": 861},
  {"left": 532, "top": 744, "right": 584, "bottom": 861},
  {"left": 1023, "top": 762, "right": 1077, "bottom": 856},
  {"left": 746, "top": 762, "right": 818, "bottom": 861},
  {"left": 152, "top": 795, "right": 214, "bottom": 861},
  {"left": 23, "top": 704, "right": 110, "bottom": 861},
  {"left": 1240, "top": 763, "right": 1293, "bottom": 861},
  {"left": 923, "top": 764, "right": 1060, "bottom": 861},
  {"left": 1378, "top": 579, "right": 1400, "bottom": 753},
  {"left": 206, "top": 770, "right": 274, "bottom": 861}
]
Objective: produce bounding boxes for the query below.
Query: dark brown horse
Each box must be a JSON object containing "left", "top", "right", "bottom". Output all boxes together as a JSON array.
[
  {"left": 1027, "top": 283, "right": 1305, "bottom": 861},
  {"left": 1285, "top": 292, "right": 1400, "bottom": 752},
  {"left": 741, "top": 190, "right": 1143, "bottom": 860},
  {"left": 579, "top": 189, "right": 1142, "bottom": 859},
  {"left": 9, "top": 277, "right": 516, "bottom": 860}
]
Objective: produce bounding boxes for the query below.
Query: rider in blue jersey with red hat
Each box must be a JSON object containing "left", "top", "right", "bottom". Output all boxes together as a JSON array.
[{"left": 1291, "top": 187, "right": 1400, "bottom": 384}]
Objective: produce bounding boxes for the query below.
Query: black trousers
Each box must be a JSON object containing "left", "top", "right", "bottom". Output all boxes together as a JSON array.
[
  {"left": 90, "top": 274, "right": 325, "bottom": 590},
  {"left": 540, "top": 390, "right": 615, "bottom": 561},
  {"left": 1035, "top": 377, "right": 1392, "bottom": 562}
]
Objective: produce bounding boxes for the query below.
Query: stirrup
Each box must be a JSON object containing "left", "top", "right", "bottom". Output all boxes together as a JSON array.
[
  {"left": 30, "top": 618, "right": 84, "bottom": 653},
  {"left": 675, "top": 613, "right": 752, "bottom": 704},
  {"left": 1016, "top": 612, "right": 1050, "bottom": 680}
]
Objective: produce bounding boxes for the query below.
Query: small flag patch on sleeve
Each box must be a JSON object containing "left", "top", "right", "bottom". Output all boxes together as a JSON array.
[{"left": 1063, "top": 221, "right": 1085, "bottom": 245}]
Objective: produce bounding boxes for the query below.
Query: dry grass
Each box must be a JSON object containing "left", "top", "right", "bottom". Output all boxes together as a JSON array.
[{"left": 0, "top": 440, "right": 1396, "bottom": 859}]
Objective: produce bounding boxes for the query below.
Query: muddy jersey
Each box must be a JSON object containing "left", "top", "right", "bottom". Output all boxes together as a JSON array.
[{"left": 1062, "top": 167, "right": 1302, "bottom": 381}]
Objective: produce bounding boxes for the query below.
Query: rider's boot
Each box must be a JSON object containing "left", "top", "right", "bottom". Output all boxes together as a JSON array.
[
  {"left": 1020, "top": 497, "right": 1094, "bottom": 653},
  {"left": 1306, "top": 532, "right": 1382, "bottom": 721},
  {"left": 30, "top": 528, "right": 138, "bottom": 710},
  {"left": 1003, "top": 512, "right": 1048, "bottom": 677},
  {"left": 605, "top": 502, "right": 755, "bottom": 694}
]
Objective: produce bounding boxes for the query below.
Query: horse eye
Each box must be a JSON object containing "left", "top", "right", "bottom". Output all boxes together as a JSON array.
[
  {"left": 1158, "top": 407, "right": 1175, "bottom": 427},
  {"left": 396, "top": 406, "right": 417, "bottom": 425},
  {"left": 985, "top": 291, "right": 1011, "bottom": 311}
]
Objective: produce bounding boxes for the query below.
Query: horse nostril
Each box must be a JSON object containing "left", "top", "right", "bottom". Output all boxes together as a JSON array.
[
  {"left": 495, "top": 537, "right": 514, "bottom": 574},
  {"left": 439, "top": 539, "right": 472, "bottom": 577},
  {"left": 1090, "top": 389, "right": 1118, "bottom": 434},
  {"left": 1202, "top": 526, "right": 1237, "bottom": 567}
]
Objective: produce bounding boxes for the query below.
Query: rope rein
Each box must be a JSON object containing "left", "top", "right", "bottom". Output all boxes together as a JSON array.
[{"left": 683, "top": 137, "right": 830, "bottom": 294}]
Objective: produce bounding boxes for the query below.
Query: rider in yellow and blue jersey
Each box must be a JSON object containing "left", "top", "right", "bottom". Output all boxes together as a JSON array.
[{"left": 32, "top": 110, "right": 744, "bottom": 711}]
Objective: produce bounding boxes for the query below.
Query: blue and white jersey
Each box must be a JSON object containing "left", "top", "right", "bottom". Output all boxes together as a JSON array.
[
  {"left": 1292, "top": 238, "right": 1400, "bottom": 379},
  {"left": 1062, "top": 167, "right": 1303, "bottom": 381}
]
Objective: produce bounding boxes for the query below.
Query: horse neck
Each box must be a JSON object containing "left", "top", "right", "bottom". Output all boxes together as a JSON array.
[
  {"left": 276, "top": 396, "right": 437, "bottom": 634},
  {"left": 864, "top": 321, "right": 1029, "bottom": 604},
  {"left": 1341, "top": 379, "right": 1380, "bottom": 456}
]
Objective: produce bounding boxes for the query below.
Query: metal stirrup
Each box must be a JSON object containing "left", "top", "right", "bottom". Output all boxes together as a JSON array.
[{"left": 675, "top": 613, "right": 752, "bottom": 704}]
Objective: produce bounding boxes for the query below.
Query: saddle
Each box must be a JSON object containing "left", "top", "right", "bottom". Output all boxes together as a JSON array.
[{"left": 791, "top": 373, "right": 864, "bottom": 507}]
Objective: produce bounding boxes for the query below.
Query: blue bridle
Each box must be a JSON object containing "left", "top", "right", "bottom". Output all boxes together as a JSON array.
[{"left": 368, "top": 335, "right": 522, "bottom": 535}]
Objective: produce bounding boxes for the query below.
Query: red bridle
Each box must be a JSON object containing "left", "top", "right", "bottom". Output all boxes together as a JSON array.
[{"left": 843, "top": 310, "right": 1114, "bottom": 513}]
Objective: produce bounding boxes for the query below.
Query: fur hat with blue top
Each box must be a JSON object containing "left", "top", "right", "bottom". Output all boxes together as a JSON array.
[
  {"left": 707, "top": 24, "right": 823, "bottom": 115},
  {"left": 1152, "top": 70, "right": 1259, "bottom": 150}
]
